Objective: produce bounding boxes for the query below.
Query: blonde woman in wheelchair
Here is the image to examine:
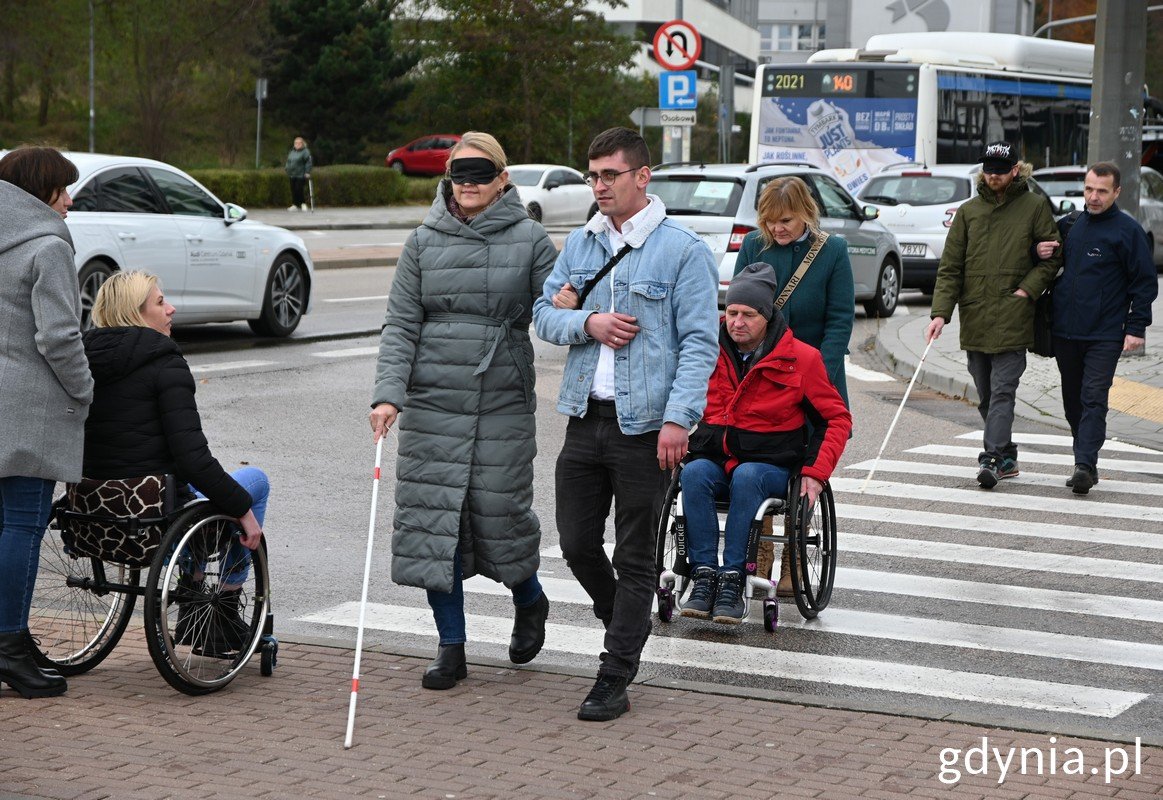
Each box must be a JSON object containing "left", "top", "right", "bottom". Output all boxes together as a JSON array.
[
  {"left": 680, "top": 264, "right": 851, "bottom": 624},
  {"left": 82, "top": 271, "right": 267, "bottom": 653}
]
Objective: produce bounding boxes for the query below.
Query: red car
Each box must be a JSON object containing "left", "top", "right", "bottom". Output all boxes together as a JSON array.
[{"left": 385, "top": 134, "right": 461, "bottom": 176}]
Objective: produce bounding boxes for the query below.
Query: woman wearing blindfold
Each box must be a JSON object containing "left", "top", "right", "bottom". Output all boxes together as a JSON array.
[{"left": 369, "top": 132, "right": 558, "bottom": 690}]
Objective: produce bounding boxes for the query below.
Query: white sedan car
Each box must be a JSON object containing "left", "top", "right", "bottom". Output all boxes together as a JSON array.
[
  {"left": 507, "top": 164, "right": 596, "bottom": 226},
  {"left": 59, "top": 152, "right": 314, "bottom": 336}
]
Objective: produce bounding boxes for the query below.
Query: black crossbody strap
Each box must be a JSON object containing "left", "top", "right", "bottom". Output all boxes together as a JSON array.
[{"left": 576, "top": 244, "right": 633, "bottom": 307}]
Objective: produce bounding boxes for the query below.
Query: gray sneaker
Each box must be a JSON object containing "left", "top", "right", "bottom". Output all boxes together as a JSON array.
[
  {"left": 711, "top": 569, "right": 746, "bottom": 624},
  {"left": 680, "top": 566, "right": 717, "bottom": 619},
  {"left": 977, "top": 458, "right": 1000, "bottom": 489}
]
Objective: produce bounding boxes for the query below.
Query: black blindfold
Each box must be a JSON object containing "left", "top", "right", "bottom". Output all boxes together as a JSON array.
[{"left": 449, "top": 157, "right": 500, "bottom": 185}]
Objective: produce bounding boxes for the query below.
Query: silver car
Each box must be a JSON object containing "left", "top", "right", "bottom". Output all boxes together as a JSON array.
[
  {"left": 54, "top": 152, "right": 314, "bottom": 336},
  {"left": 648, "top": 162, "right": 903, "bottom": 316}
]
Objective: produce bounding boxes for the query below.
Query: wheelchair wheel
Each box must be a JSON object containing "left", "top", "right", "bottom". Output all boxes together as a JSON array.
[
  {"left": 143, "top": 503, "right": 270, "bottom": 695},
  {"left": 788, "top": 479, "right": 837, "bottom": 620},
  {"left": 29, "top": 524, "right": 138, "bottom": 675},
  {"left": 654, "top": 468, "right": 685, "bottom": 622}
]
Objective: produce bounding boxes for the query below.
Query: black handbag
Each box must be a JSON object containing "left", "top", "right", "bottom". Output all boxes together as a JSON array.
[{"left": 1030, "top": 286, "right": 1055, "bottom": 358}]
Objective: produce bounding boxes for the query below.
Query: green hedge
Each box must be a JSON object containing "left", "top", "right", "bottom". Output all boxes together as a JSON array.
[{"left": 188, "top": 166, "right": 440, "bottom": 208}]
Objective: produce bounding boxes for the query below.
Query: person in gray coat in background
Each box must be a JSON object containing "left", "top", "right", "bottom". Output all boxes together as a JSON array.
[
  {"left": 369, "top": 132, "right": 558, "bottom": 690},
  {"left": 0, "top": 146, "right": 94, "bottom": 699}
]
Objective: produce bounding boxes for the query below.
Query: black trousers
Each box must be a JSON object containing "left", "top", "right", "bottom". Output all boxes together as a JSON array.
[
  {"left": 555, "top": 404, "right": 668, "bottom": 678},
  {"left": 289, "top": 176, "right": 307, "bottom": 206},
  {"left": 1053, "top": 336, "right": 1122, "bottom": 468}
]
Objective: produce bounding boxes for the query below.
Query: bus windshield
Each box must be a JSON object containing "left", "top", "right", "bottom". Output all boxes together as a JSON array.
[{"left": 753, "top": 65, "right": 920, "bottom": 196}]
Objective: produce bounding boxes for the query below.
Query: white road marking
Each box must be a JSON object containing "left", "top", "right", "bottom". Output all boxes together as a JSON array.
[
  {"left": 312, "top": 346, "right": 381, "bottom": 358},
  {"left": 906, "top": 445, "right": 1163, "bottom": 476},
  {"left": 845, "top": 459, "right": 1163, "bottom": 498},
  {"left": 843, "top": 357, "right": 895, "bottom": 383},
  {"left": 831, "top": 477, "right": 1163, "bottom": 525},
  {"left": 299, "top": 602, "right": 1146, "bottom": 717},
  {"left": 842, "top": 532, "right": 1163, "bottom": 584},
  {"left": 189, "top": 360, "right": 276, "bottom": 374},
  {"left": 322, "top": 295, "right": 389, "bottom": 303},
  {"left": 835, "top": 568, "right": 1163, "bottom": 623},
  {"left": 955, "top": 431, "right": 1162, "bottom": 455}
]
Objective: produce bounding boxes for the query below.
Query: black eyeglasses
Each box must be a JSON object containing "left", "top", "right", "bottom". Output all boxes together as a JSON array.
[{"left": 583, "top": 167, "right": 639, "bottom": 187}]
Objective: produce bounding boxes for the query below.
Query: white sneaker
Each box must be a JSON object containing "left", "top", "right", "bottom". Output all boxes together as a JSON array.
[
  {"left": 301, "top": 204, "right": 309, "bottom": 211},
  {"left": 287, "top": 205, "right": 298, "bottom": 212}
]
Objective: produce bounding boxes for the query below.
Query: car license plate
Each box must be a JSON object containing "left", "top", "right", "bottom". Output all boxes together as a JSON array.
[{"left": 900, "top": 243, "right": 927, "bottom": 257}]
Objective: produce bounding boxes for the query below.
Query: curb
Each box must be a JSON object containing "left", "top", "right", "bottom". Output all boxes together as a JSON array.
[{"left": 312, "top": 256, "right": 399, "bottom": 270}]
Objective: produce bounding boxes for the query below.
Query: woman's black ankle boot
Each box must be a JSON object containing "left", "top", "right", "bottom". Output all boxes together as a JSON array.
[
  {"left": 0, "top": 630, "right": 67, "bottom": 699},
  {"left": 422, "top": 643, "right": 467, "bottom": 690}
]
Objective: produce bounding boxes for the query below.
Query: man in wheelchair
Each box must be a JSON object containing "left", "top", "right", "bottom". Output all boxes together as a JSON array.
[{"left": 681, "top": 263, "right": 852, "bottom": 623}]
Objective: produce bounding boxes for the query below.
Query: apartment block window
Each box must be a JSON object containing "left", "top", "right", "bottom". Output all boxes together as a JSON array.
[{"left": 759, "top": 21, "right": 824, "bottom": 53}]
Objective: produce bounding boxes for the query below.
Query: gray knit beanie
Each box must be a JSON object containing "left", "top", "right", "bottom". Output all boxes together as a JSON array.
[{"left": 725, "top": 262, "right": 779, "bottom": 320}]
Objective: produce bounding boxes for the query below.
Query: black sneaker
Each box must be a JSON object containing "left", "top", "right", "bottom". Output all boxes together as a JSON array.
[
  {"left": 977, "top": 458, "right": 1000, "bottom": 489},
  {"left": 711, "top": 569, "right": 746, "bottom": 624},
  {"left": 1066, "top": 467, "right": 1099, "bottom": 488},
  {"left": 577, "top": 672, "right": 630, "bottom": 721},
  {"left": 194, "top": 590, "right": 251, "bottom": 658},
  {"left": 680, "top": 566, "right": 717, "bottom": 619},
  {"left": 1070, "top": 463, "right": 1097, "bottom": 495}
]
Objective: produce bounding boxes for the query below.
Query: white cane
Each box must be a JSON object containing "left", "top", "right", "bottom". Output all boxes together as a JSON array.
[
  {"left": 860, "top": 337, "right": 935, "bottom": 494},
  {"left": 344, "top": 435, "right": 385, "bottom": 749},
  {"left": 307, "top": 176, "right": 315, "bottom": 212}
]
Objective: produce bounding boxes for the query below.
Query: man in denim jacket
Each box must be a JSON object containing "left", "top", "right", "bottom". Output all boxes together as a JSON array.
[{"left": 533, "top": 127, "right": 719, "bottom": 721}]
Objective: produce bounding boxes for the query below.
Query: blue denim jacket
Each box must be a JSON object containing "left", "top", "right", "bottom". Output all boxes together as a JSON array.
[{"left": 533, "top": 199, "right": 720, "bottom": 435}]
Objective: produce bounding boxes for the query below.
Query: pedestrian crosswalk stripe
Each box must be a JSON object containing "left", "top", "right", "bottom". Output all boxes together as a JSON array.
[
  {"left": 527, "top": 554, "right": 1163, "bottom": 623},
  {"left": 189, "top": 359, "right": 276, "bottom": 374},
  {"left": 845, "top": 459, "right": 1162, "bottom": 498},
  {"left": 840, "top": 501, "right": 1163, "bottom": 550},
  {"left": 465, "top": 574, "right": 1163, "bottom": 669},
  {"left": 842, "top": 532, "right": 1163, "bottom": 584},
  {"left": 836, "top": 568, "right": 1163, "bottom": 623},
  {"left": 843, "top": 357, "right": 895, "bottom": 383},
  {"left": 955, "top": 431, "right": 1162, "bottom": 455},
  {"left": 833, "top": 477, "right": 1163, "bottom": 524},
  {"left": 906, "top": 445, "right": 1163, "bottom": 476},
  {"left": 778, "top": 608, "right": 1163, "bottom": 671},
  {"left": 299, "top": 602, "right": 1147, "bottom": 717},
  {"left": 312, "top": 346, "right": 380, "bottom": 358}
]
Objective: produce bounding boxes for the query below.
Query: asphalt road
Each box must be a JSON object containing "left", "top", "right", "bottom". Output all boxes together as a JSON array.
[{"left": 176, "top": 273, "right": 1163, "bottom": 745}]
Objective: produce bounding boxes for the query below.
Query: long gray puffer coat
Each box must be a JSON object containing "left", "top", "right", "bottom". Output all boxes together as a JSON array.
[{"left": 372, "top": 182, "right": 558, "bottom": 593}]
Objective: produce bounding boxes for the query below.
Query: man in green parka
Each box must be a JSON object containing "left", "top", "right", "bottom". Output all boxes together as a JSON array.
[{"left": 924, "top": 141, "right": 1061, "bottom": 488}]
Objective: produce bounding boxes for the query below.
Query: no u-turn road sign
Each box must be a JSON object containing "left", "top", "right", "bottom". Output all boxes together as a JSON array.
[{"left": 653, "top": 20, "right": 702, "bottom": 71}]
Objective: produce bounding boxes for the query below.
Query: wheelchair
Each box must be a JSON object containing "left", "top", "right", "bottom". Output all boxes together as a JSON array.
[
  {"left": 655, "top": 462, "right": 837, "bottom": 632},
  {"left": 29, "top": 477, "right": 278, "bottom": 695}
]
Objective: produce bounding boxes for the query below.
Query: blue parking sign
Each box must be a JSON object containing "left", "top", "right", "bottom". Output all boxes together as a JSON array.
[{"left": 660, "top": 71, "right": 697, "bottom": 110}]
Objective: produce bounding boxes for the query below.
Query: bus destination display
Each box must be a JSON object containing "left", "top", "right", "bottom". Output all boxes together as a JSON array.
[{"left": 764, "top": 70, "right": 862, "bottom": 97}]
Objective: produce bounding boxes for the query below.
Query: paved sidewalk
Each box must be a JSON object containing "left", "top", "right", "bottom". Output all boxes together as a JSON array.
[
  {"left": 251, "top": 205, "right": 428, "bottom": 231},
  {"left": 874, "top": 295, "right": 1163, "bottom": 452},
  {"left": 2, "top": 627, "right": 1159, "bottom": 799}
]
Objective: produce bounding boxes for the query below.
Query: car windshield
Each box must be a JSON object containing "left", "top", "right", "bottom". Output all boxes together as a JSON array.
[
  {"left": 860, "top": 175, "right": 969, "bottom": 206},
  {"left": 1033, "top": 176, "right": 1086, "bottom": 196},
  {"left": 648, "top": 176, "right": 742, "bottom": 216},
  {"left": 507, "top": 168, "right": 544, "bottom": 187}
]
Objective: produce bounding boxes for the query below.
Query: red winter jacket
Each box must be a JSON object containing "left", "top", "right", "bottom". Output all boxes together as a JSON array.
[{"left": 688, "top": 317, "right": 852, "bottom": 483}]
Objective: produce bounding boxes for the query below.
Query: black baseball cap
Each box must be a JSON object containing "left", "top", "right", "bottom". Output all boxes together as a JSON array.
[{"left": 981, "top": 141, "right": 1018, "bottom": 174}]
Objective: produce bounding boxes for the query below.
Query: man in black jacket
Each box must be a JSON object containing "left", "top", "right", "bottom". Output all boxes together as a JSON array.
[{"left": 1039, "top": 162, "right": 1158, "bottom": 493}]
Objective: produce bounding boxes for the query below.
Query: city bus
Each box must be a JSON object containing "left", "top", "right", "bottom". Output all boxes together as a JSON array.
[{"left": 748, "top": 32, "right": 1096, "bottom": 198}]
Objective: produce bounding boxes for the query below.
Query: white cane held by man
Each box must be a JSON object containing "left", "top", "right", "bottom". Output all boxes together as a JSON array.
[
  {"left": 344, "top": 435, "right": 385, "bottom": 749},
  {"left": 860, "top": 337, "right": 934, "bottom": 493}
]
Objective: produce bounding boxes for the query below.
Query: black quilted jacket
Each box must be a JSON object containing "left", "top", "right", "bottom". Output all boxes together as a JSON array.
[{"left": 81, "top": 326, "right": 251, "bottom": 517}]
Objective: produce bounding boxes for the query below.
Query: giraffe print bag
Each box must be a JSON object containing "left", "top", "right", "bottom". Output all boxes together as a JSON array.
[{"left": 61, "top": 475, "right": 174, "bottom": 567}]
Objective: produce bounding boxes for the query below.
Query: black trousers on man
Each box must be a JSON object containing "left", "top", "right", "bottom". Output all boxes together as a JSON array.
[
  {"left": 1053, "top": 337, "right": 1122, "bottom": 469},
  {"left": 555, "top": 401, "right": 668, "bottom": 679}
]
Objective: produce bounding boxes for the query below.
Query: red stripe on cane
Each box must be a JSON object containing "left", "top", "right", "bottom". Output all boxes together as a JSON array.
[
  {"left": 373, "top": 467, "right": 381, "bottom": 479},
  {"left": 351, "top": 678, "right": 359, "bottom": 692}
]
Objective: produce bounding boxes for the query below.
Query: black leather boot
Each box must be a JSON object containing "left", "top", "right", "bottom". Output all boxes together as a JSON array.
[
  {"left": 509, "top": 592, "right": 549, "bottom": 664},
  {"left": 0, "top": 630, "right": 67, "bottom": 698},
  {"left": 422, "top": 643, "right": 467, "bottom": 690}
]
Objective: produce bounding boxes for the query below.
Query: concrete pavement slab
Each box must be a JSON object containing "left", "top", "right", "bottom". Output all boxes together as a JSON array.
[{"left": 2, "top": 625, "right": 1159, "bottom": 799}]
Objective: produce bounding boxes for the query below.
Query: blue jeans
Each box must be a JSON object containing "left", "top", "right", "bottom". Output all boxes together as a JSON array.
[
  {"left": 193, "top": 466, "right": 269, "bottom": 586},
  {"left": 427, "top": 549, "right": 543, "bottom": 645},
  {"left": 682, "top": 459, "right": 790, "bottom": 574},
  {"left": 0, "top": 476, "right": 56, "bottom": 632}
]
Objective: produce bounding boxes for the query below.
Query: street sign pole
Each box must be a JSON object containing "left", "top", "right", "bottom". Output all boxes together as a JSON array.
[
  {"left": 653, "top": 20, "right": 701, "bottom": 165},
  {"left": 255, "top": 78, "right": 268, "bottom": 170}
]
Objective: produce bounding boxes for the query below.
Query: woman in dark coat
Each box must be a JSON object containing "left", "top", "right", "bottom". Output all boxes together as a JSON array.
[
  {"left": 370, "top": 131, "right": 557, "bottom": 690},
  {"left": 0, "top": 147, "right": 93, "bottom": 698},
  {"left": 83, "top": 271, "right": 267, "bottom": 650}
]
